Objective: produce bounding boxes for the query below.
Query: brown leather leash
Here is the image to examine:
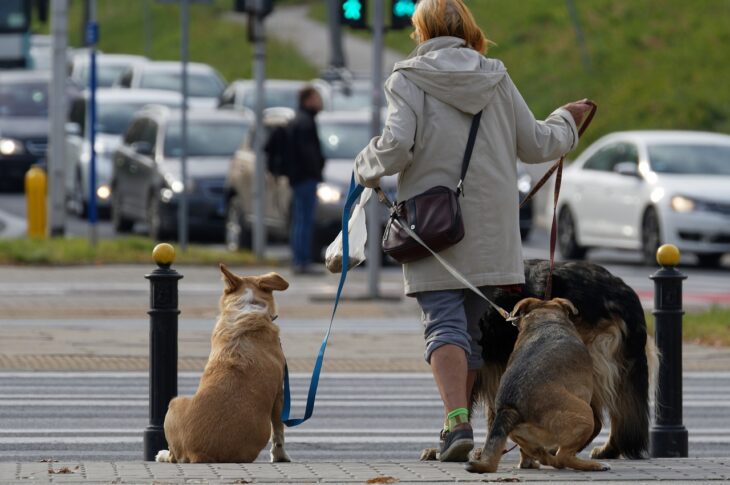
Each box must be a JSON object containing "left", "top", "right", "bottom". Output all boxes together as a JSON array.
[{"left": 519, "top": 101, "right": 597, "bottom": 300}]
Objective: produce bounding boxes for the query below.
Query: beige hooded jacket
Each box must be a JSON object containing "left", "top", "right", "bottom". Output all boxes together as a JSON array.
[{"left": 354, "top": 36, "right": 579, "bottom": 295}]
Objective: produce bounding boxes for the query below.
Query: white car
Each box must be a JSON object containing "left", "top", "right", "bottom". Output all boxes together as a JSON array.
[
  {"left": 555, "top": 131, "right": 730, "bottom": 267},
  {"left": 114, "top": 61, "right": 226, "bottom": 109},
  {"left": 65, "top": 89, "right": 182, "bottom": 216},
  {"left": 68, "top": 53, "right": 147, "bottom": 89}
]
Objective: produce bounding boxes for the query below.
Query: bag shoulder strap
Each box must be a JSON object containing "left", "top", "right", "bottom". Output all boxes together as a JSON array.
[{"left": 457, "top": 110, "right": 483, "bottom": 196}]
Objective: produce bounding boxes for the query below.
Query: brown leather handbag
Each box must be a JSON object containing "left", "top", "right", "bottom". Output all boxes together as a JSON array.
[{"left": 381, "top": 111, "right": 483, "bottom": 264}]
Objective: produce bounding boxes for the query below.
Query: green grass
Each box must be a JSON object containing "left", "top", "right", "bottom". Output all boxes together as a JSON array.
[
  {"left": 0, "top": 237, "right": 261, "bottom": 266},
  {"left": 35, "top": 0, "right": 318, "bottom": 82},
  {"left": 647, "top": 308, "right": 730, "bottom": 347},
  {"left": 311, "top": 0, "right": 730, "bottom": 148}
]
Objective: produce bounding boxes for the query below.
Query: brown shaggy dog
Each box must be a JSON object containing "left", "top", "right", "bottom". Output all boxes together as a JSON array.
[
  {"left": 155, "top": 265, "right": 291, "bottom": 463},
  {"left": 466, "top": 297, "right": 610, "bottom": 473}
]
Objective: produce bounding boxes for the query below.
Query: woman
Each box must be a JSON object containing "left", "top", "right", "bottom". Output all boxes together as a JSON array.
[{"left": 353, "top": 0, "right": 593, "bottom": 462}]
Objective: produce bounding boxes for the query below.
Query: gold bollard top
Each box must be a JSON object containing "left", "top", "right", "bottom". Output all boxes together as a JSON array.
[
  {"left": 656, "top": 244, "right": 680, "bottom": 267},
  {"left": 152, "top": 243, "right": 176, "bottom": 266}
]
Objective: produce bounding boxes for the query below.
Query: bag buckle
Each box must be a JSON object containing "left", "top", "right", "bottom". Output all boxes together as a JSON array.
[{"left": 456, "top": 180, "right": 465, "bottom": 197}]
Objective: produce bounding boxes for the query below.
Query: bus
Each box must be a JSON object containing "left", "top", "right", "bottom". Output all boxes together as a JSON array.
[{"left": 0, "top": 0, "right": 32, "bottom": 68}]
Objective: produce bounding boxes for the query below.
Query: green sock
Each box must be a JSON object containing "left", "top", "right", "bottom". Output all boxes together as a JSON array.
[{"left": 444, "top": 407, "right": 469, "bottom": 432}]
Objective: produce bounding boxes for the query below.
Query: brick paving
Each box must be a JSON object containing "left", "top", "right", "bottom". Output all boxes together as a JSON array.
[{"left": 2, "top": 458, "right": 729, "bottom": 484}]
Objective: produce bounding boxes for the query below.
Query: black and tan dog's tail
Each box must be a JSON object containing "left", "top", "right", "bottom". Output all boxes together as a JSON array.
[
  {"left": 592, "top": 284, "right": 655, "bottom": 460},
  {"left": 466, "top": 407, "right": 520, "bottom": 474}
]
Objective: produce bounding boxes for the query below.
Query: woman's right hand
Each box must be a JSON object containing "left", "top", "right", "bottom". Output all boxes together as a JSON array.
[{"left": 563, "top": 99, "right": 593, "bottom": 126}]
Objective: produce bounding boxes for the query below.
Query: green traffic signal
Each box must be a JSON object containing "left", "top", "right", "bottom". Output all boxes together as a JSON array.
[
  {"left": 391, "top": 0, "right": 416, "bottom": 29},
  {"left": 393, "top": 0, "right": 416, "bottom": 17},
  {"left": 343, "top": 0, "right": 363, "bottom": 20},
  {"left": 341, "top": 0, "right": 368, "bottom": 29}
]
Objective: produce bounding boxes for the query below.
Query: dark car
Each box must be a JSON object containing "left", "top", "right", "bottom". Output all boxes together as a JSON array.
[
  {"left": 110, "top": 106, "right": 252, "bottom": 240},
  {"left": 0, "top": 70, "right": 49, "bottom": 191}
]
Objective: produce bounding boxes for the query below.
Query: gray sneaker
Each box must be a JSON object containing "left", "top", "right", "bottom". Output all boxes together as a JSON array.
[{"left": 439, "top": 425, "right": 474, "bottom": 462}]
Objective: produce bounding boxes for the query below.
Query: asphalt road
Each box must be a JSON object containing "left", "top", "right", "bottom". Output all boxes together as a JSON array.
[
  {"left": 3, "top": 192, "right": 728, "bottom": 313},
  {"left": 0, "top": 372, "right": 728, "bottom": 462}
]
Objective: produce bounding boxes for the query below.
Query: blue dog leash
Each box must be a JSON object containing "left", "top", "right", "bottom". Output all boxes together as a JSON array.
[{"left": 280, "top": 175, "right": 364, "bottom": 427}]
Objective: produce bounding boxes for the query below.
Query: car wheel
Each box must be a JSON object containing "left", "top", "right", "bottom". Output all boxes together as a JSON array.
[
  {"left": 641, "top": 208, "right": 662, "bottom": 266},
  {"left": 557, "top": 207, "right": 587, "bottom": 260},
  {"left": 696, "top": 253, "right": 723, "bottom": 268},
  {"left": 225, "top": 196, "right": 251, "bottom": 251},
  {"left": 111, "top": 188, "right": 134, "bottom": 233},
  {"left": 147, "top": 193, "right": 171, "bottom": 241}
]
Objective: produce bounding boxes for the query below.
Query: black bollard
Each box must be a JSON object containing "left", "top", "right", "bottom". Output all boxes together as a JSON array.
[
  {"left": 649, "top": 244, "right": 688, "bottom": 457},
  {"left": 143, "top": 243, "right": 183, "bottom": 461}
]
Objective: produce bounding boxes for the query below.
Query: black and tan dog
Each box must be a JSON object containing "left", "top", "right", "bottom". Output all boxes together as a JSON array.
[
  {"left": 421, "top": 259, "right": 658, "bottom": 462},
  {"left": 466, "top": 297, "right": 610, "bottom": 473},
  {"left": 476, "top": 260, "right": 658, "bottom": 460}
]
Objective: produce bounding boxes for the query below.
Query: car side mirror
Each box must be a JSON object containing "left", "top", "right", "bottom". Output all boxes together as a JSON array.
[
  {"left": 131, "top": 141, "right": 154, "bottom": 157},
  {"left": 65, "top": 122, "right": 81, "bottom": 136},
  {"left": 614, "top": 161, "right": 640, "bottom": 177}
]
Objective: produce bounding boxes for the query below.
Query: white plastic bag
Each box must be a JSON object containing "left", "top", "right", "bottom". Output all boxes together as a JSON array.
[{"left": 325, "top": 188, "right": 372, "bottom": 273}]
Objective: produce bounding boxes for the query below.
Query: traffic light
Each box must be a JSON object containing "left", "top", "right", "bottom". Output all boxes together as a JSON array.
[
  {"left": 340, "top": 0, "right": 368, "bottom": 30},
  {"left": 233, "top": 0, "right": 274, "bottom": 18},
  {"left": 391, "top": 0, "right": 416, "bottom": 29}
]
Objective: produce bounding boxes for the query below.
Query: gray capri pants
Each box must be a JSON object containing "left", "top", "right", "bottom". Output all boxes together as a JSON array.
[{"left": 416, "top": 287, "right": 497, "bottom": 370}]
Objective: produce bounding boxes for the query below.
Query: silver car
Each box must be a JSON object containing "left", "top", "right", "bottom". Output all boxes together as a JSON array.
[
  {"left": 114, "top": 61, "right": 226, "bottom": 109},
  {"left": 65, "top": 88, "right": 182, "bottom": 217},
  {"left": 69, "top": 53, "right": 147, "bottom": 89},
  {"left": 224, "top": 110, "right": 396, "bottom": 257}
]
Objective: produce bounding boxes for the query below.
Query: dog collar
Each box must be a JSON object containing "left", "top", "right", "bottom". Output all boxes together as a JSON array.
[{"left": 271, "top": 315, "right": 279, "bottom": 322}]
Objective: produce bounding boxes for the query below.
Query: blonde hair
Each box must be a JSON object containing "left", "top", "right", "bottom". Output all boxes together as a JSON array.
[{"left": 410, "top": 0, "right": 489, "bottom": 54}]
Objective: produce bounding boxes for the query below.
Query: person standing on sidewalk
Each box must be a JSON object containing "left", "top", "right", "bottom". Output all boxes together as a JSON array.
[
  {"left": 287, "top": 86, "right": 326, "bottom": 274},
  {"left": 353, "top": 0, "right": 592, "bottom": 462}
]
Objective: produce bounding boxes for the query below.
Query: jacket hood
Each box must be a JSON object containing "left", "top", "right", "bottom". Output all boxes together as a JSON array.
[{"left": 393, "top": 36, "right": 507, "bottom": 114}]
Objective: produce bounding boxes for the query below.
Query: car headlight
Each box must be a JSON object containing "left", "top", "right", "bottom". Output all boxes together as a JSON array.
[
  {"left": 317, "top": 183, "right": 343, "bottom": 204},
  {"left": 517, "top": 173, "right": 532, "bottom": 194},
  {"left": 671, "top": 195, "right": 695, "bottom": 213},
  {"left": 0, "top": 138, "right": 25, "bottom": 156},
  {"left": 96, "top": 184, "right": 111, "bottom": 200},
  {"left": 171, "top": 180, "right": 185, "bottom": 193},
  {"left": 160, "top": 188, "right": 174, "bottom": 203}
]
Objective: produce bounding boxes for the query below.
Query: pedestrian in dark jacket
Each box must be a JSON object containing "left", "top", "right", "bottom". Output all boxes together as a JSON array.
[{"left": 288, "top": 86, "right": 325, "bottom": 273}]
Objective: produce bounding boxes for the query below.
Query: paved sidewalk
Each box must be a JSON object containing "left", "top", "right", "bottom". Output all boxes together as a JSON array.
[
  {"left": 1, "top": 264, "right": 729, "bottom": 372},
  {"left": 2, "top": 458, "right": 729, "bottom": 484}
]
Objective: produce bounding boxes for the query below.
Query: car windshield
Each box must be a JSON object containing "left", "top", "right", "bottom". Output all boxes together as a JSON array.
[
  {"left": 648, "top": 143, "right": 730, "bottom": 175},
  {"left": 97, "top": 101, "right": 177, "bottom": 135},
  {"left": 77, "top": 63, "right": 131, "bottom": 88},
  {"left": 140, "top": 70, "right": 223, "bottom": 98},
  {"left": 330, "top": 88, "right": 371, "bottom": 111},
  {"left": 164, "top": 120, "right": 249, "bottom": 157},
  {"left": 0, "top": 81, "right": 48, "bottom": 117},
  {"left": 318, "top": 121, "right": 371, "bottom": 160},
  {"left": 243, "top": 87, "right": 299, "bottom": 110}
]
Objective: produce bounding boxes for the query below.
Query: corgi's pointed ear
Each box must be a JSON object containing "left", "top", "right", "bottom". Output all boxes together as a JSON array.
[
  {"left": 257, "top": 272, "right": 289, "bottom": 292},
  {"left": 553, "top": 298, "right": 579, "bottom": 317},
  {"left": 219, "top": 264, "right": 242, "bottom": 293}
]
